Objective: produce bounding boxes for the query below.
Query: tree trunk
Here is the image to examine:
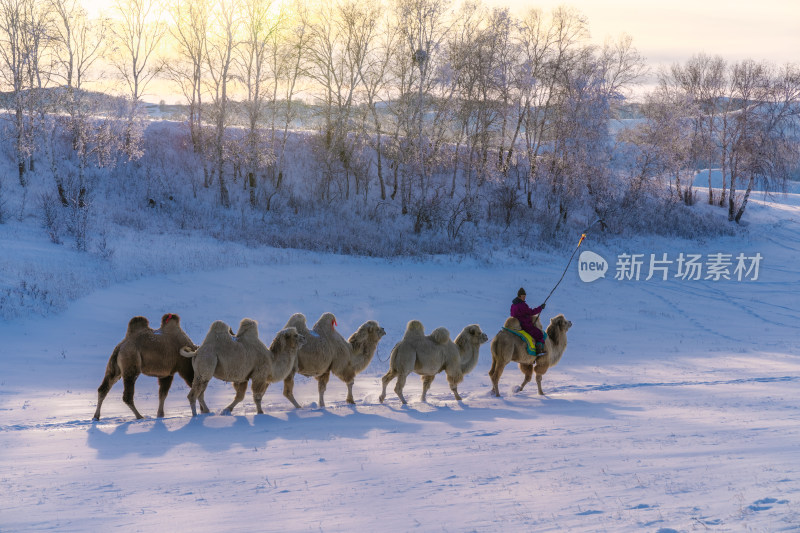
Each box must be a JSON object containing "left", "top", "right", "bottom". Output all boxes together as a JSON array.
[
  {"left": 734, "top": 174, "right": 755, "bottom": 223},
  {"left": 219, "top": 166, "right": 229, "bottom": 208},
  {"left": 248, "top": 172, "right": 257, "bottom": 207}
]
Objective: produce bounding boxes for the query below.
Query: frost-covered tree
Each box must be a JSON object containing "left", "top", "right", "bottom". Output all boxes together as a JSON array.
[
  {"left": 236, "top": 0, "right": 278, "bottom": 205},
  {"left": 109, "top": 0, "right": 166, "bottom": 155},
  {"left": 166, "top": 0, "right": 210, "bottom": 153},
  {"left": 205, "top": 0, "right": 241, "bottom": 207},
  {"left": 0, "top": 0, "right": 39, "bottom": 185},
  {"left": 50, "top": 0, "right": 110, "bottom": 207}
]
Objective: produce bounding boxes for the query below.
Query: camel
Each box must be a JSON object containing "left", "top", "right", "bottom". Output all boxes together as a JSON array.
[
  {"left": 93, "top": 313, "right": 196, "bottom": 421},
  {"left": 180, "top": 319, "right": 305, "bottom": 416},
  {"left": 488, "top": 314, "right": 572, "bottom": 397},
  {"left": 378, "top": 321, "right": 489, "bottom": 404},
  {"left": 281, "top": 312, "right": 386, "bottom": 408}
]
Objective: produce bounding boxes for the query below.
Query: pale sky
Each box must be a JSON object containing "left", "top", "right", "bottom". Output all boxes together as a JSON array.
[
  {"left": 84, "top": 0, "right": 800, "bottom": 102},
  {"left": 488, "top": 0, "right": 800, "bottom": 68}
]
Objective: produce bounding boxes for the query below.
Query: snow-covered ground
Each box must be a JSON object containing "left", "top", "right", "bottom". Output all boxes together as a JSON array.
[{"left": 1, "top": 189, "right": 799, "bottom": 531}]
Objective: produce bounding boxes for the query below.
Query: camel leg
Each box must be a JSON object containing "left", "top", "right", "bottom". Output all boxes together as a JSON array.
[
  {"left": 536, "top": 373, "right": 545, "bottom": 395},
  {"left": 282, "top": 372, "right": 301, "bottom": 409},
  {"left": 345, "top": 381, "right": 356, "bottom": 405},
  {"left": 177, "top": 367, "right": 194, "bottom": 388},
  {"left": 446, "top": 374, "right": 462, "bottom": 402},
  {"left": 518, "top": 363, "right": 534, "bottom": 392},
  {"left": 156, "top": 375, "right": 174, "bottom": 418},
  {"left": 489, "top": 361, "right": 506, "bottom": 397},
  {"left": 393, "top": 372, "right": 408, "bottom": 405},
  {"left": 378, "top": 369, "right": 396, "bottom": 403},
  {"left": 187, "top": 378, "right": 211, "bottom": 417},
  {"left": 224, "top": 381, "right": 249, "bottom": 414},
  {"left": 121, "top": 373, "right": 144, "bottom": 419},
  {"left": 252, "top": 380, "right": 269, "bottom": 414},
  {"left": 317, "top": 371, "right": 330, "bottom": 407},
  {"left": 421, "top": 375, "right": 434, "bottom": 402},
  {"left": 197, "top": 388, "right": 210, "bottom": 414},
  {"left": 93, "top": 369, "right": 121, "bottom": 421}
]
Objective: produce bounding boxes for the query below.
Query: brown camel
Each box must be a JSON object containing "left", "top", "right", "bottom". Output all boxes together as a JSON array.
[
  {"left": 93, "top": 313, "right": 196, "bottom": 420},
  {"left": 488, "top": 314, "right": 572, "bottom": 397}
]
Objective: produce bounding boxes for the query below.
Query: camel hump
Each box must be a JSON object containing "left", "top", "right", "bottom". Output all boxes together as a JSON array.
[
  {"left": 313, "top": 312, "right": 338, "bottom": 333},
  {"left": 429, "top": 327, "right": 450, "bottom": 344},
  {"left": 404, "top": 320, "right": 425, "bottom": 336},
  {"left": 503, "top": 317, "right": 520, "bottom": 329},
  {"left": 285, "top": 313, "right": 307, "bottom": 329},
  {"left": 127, "top": 316, "right": 150, "bottom": 336},
  {"left": 236, "top": 318, "right": 259, "bottom": 337}
]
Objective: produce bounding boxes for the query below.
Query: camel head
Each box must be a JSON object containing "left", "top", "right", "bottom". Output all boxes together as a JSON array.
[
  {"left": 270, "top": 326, "right": 306, "bottom": 354},
  {"left": 236, "top": 318, "right": 259, "bottom": 340},
  {"left": 159, "top": 312, "right": 195, "bottom": 348},
  {"left": 455, "top": 324, "right": 489, "bottom": 349},
  {"left": 348, "top": 320, "right": 386, "bottom": 353},
  {"left": 546, "top": 314, "right": 572, "bottom": 346},
  {"left": 160, "top": 313, "right": 181, "bottom": 329},
  {"left": 313, "top": 312, "right": 338, "bottom": 334}
]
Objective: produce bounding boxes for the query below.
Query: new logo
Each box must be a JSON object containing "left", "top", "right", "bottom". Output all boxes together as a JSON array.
[{"left": 578, "top": 251, "right": 608, "bottom": 282}]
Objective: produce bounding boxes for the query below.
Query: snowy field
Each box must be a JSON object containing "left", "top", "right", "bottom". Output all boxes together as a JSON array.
[{"left": 1, "top": 188, "right": 799, "bottom": 532}]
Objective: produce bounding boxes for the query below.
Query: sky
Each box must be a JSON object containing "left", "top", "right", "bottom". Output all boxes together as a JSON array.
[
  {"left": 491, "top": 0, "right": 800, "bottom": 68},
  {"left": 84, "top": 0, "right": 800, "bottom": 103}
]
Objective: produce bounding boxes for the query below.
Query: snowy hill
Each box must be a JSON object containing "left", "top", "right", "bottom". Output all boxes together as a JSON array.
[{"left": 1, "top": 178, "right": 798, "bottom": 530}]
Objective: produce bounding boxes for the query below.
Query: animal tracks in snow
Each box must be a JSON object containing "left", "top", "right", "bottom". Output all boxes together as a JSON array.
[
  {"left": 748, "top": 497, "right": 789, "bottom": 512},
  {"left": 546, "top": 375, "right": 799, "bottom": 395}
]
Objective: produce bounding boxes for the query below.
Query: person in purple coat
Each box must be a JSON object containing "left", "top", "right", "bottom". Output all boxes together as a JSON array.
[{"left": 510, "top": 287, "right": 547, "bottom": 355}]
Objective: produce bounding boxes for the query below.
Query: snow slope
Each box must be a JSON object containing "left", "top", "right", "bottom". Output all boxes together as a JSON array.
[{"left": 1, "top": 193, "right": 799, "bottom": 532}]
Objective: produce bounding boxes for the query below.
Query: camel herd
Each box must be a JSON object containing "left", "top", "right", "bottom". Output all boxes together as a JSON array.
[{"left": 92, "top": 311, "right": 572, "bottom": 421}]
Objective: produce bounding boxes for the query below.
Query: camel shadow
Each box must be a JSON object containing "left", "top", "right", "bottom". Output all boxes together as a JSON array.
[
  {"left": 86, "top": 390, "right": 639, "bottom": 459},
  {"left": 379, "top": 394, "right": 636, "bottom": 429},
  {"left": 86, "top": 407, "right": 425, "bottom": 459}
]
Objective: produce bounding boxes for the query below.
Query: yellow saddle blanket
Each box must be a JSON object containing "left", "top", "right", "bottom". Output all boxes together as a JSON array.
[{"left": 502, "top": 327, "right": 546, "bottom": 356}]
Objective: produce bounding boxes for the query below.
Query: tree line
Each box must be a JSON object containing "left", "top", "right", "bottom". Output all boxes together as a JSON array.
[{"left": 1, "top": 0, "right": 799, "bottom": 250}]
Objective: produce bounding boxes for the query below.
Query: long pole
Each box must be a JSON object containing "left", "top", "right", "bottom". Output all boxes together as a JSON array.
[{"left": 542, "top": 218, "right": 603, "bottom": 305}]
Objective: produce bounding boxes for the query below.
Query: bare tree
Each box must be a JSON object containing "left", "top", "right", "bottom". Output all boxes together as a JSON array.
[
  {"left": 519, "top": 6, "right": 587, "bottom": 208},
  {"left": 19, "top": 0, "right": 54, "bottom": 174},
  {"left": 166, "top": 0, "right": 210, "bottom": 152},
  {"left": 668, "top": 54, "right": 730, "bottom": 204},
  {"left": 305, "top": 0, "right": 380, "bottom": 201},
  {"left": 204, "top": 0, "right": 241, "bottom": 207},
  {"left": 110, "top": 0, "right": 166, "bottom": 154},
  {"left": 50, "top": 0, "right": 110, "bottom": 207},
  {"left": 265, "top": 0, "right": 310, "bottom": 190},
  {"left": 110, "top": 0, "right": 165, "bottom": 104},
  {"left": 386, "top": 0, "right": 454, "bottom": 214},
  {"left": 0, "top": 0, "right": 34, "bottom": 185},
  {"left": 731, "top": 64, "right": 800, "bottom": 222},
  {"left": 236, "top": 0, "right": 278, "bottom": 206},
  {"left": 356, "top": 1, "right": 395, "bottom": 200},
  {"left": 619, "top": 89, "right": 692, "bottom": 204}
]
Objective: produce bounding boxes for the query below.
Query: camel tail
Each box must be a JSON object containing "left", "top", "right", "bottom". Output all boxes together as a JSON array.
[
  {"left": 105, "top": 344, "right": 122, "bottom": 376},
  {"left": 179, "top": 346, "right": 198, "bottom": 358}
]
